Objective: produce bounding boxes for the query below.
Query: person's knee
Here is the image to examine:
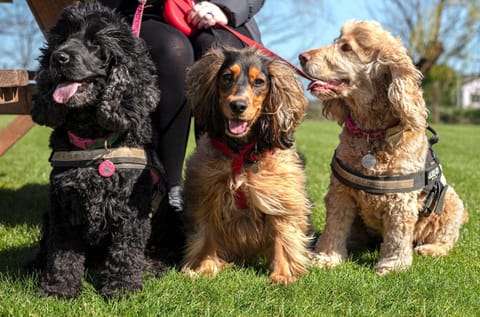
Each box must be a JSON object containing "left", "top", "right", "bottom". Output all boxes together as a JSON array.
[{"left": 141, "top": 19, "right": 194, "bottom": 61}]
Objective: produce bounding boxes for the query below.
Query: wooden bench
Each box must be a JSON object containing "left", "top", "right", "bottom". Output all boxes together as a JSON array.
[{"left": 0, "top": 0, "right": 75, "bottom": 156}]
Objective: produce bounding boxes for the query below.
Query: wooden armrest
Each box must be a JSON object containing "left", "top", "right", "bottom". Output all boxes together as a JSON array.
[
  {"left": 0, "top": 70, "right": 30, "bottom": 88},
  {"left": 0, "top": 84, "right": 36, "bottom": 112},
  {"left": 0, "top": 115, "right": 35, "bottom": 157},
  {"left": 27, "top": 0, "right": 77, "bottom": 32}
]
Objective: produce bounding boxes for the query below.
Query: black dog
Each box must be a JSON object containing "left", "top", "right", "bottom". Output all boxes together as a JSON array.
[{"left": 30, "top": 2, "right": 165, "bottom": 298}]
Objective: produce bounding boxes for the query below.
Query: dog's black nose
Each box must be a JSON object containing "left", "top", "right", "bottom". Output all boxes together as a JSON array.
[
  {"left": 229, "top": 100, "right": 247, "bottom": 114},
  {"left": 52, "top": 51, "right": 70, "bottom": 65},
  {"left": 298, "top": 53, "right": 311, "bottom": 66}
]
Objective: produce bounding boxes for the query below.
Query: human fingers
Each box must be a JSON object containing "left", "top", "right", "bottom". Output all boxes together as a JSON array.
[{"left": 187, "top": 2, "right": 228, "bottom": 29}]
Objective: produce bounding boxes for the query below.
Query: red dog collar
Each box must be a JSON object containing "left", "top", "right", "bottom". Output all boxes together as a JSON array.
[{"left": 211, "top": 138, "right": 256, "bottom": 209}]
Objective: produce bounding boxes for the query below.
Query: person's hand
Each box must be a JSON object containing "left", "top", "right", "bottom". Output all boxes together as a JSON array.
[{"left": 187, "top": 1, "right": 228, "bottom": 29}]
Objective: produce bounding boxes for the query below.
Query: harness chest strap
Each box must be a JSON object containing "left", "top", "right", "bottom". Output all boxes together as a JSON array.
[
  {"left": 49, "top": 147, "right": 164, "bottom": 185},
  {"left": 331, "top": 156, "right": 439, "bottom": 193},
  {"left": 50, "top": 147, "right": 165, "bottom": 214},
  {"left": 331, "top": 149, "right": 447, "bottom": 216},
  {"left": 50, "top": 147, "right": 151, "bottom": 168}
]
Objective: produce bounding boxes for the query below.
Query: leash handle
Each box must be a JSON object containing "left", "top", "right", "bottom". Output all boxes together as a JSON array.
[{"left": 216, "top": 23, "right": 315, "bottom": 81}]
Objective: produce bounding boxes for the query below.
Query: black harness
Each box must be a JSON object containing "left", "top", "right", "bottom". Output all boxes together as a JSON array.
[{"left": 331, "top": 126, "right": 448, "bottom": 216}]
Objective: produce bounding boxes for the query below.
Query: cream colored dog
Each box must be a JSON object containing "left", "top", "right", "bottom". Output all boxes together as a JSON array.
[{"left": 299, "top": 20, "right": 468, "bottom": 275}]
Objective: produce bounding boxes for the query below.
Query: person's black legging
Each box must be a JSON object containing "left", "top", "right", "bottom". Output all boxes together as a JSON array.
[
  {"left": 139, "top": 18, "right": 194, "bottom": 189},
  {"left": 138, "top": 17, "right": 254, "bottom": 189}
]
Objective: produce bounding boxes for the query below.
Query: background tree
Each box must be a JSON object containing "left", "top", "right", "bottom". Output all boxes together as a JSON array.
[
  {"left": 423, "top": 63, "right": 459, "bottom": 122},
  {"left": 256, "top": 0, "right": 330, "bottom": 62},
  {"left": 367, "top": 0, "right": 480, "bottom": 122},
  {"left": 0, "top": 0, "right": 44, "bottom": 69},
  {"left": 368, "top": 0, "right": 480, "bottom": 77},
  {"left": 423, "top": 64, "right": 458, "bottom": 106}
]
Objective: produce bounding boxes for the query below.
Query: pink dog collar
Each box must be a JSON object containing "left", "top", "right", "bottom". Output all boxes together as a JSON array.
[
  {"left": 344, "top": 115, "right": 386, "bottom": 139},
  {"left": 67, "top": 131, "right": 122, "bottom": 150}
]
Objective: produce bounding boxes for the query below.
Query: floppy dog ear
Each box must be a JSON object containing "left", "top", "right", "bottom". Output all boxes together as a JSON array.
[
  {"left": 259, "top": 58, "right": 308, "bottom": 149},
  {"left": 96, "top": 41, "right": 160, "bottom": 132},
  {"left": 186, "top": 48, "right": 226, "bottom": 138},
  {"left": 379, "top": 36, "right": 428, "bottom": 131},
  {"left": 96, "top": 63, "right": 133, "bottom": 131}
]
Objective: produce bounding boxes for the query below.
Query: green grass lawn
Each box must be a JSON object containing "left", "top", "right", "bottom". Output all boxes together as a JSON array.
[{"left": 1, "top": 116, "right": 479, "bottom": 316}]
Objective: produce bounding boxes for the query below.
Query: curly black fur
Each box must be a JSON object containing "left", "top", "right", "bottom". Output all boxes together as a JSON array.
[{"left": 30, "top": 2, "right": 166, "bottom": 298}]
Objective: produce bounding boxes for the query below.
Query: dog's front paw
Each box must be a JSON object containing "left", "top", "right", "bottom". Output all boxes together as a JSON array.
[
  {"left": 375, "top": 255, "right": 412, "bottom": 276},
  {"left": 100, "top": 284, "right": 142, "bottom": 299},
  {"left": 99, "top": 278, "right": 143, "bottom": 299},
  {"left": 310, "top": 252, "right": 344, "bottom": 269},
  {"left": 37, "top": 282, "right": 80, "bottom": 299},
  {"left": 183, "top": 257, "right": 229, "bottom": 277},
  {"left": 269, "top": 272, "right": 297, "bottom": 285},
  {"left": 414, "top": 243, "right": 450, "bottom": 257}
]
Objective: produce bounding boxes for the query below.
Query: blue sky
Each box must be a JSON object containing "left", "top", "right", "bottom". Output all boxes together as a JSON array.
[
  {"left": 256, "top": 0, "right": 377, "bottom": 66},
  {"left": 0, "top": 0, "right": 378, "bottom": 70},
  {"left": 257, "top": 0, "right": 479, "bottom": 75},
  {"left": 2, "top": 0, "right": 477, "bottom": 74}
]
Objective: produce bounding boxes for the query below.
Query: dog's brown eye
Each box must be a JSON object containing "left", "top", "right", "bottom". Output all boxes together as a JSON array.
[
  {"left": 340, "top": 43, "right": 352, "bottom": 52},
  {"left": 222, "top": 73, "right": 234, "bottom": 84},
  {"left": 253, "top": 78, "right": 265, "bottom": 87}
]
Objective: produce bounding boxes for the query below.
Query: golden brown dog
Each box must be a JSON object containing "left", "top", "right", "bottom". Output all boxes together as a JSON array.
[
  {"left": 182, "top": 47, "right": 312, "bottom": 284},
  {"left": 299, "top": 20, "right": 468, "bottom": 275}
]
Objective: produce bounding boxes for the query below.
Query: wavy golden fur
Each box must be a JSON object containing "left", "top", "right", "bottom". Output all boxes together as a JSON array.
[
  {"left": 300, "top": 20, "right": 468, "bottom": 275},
  {"left": 182, "top": 47, "right": 312, "bottom": 284}
]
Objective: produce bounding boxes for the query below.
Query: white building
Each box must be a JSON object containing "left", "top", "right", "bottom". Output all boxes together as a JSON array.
[{"left": 460, "top": 78, "right": 480, "bottom": 109}]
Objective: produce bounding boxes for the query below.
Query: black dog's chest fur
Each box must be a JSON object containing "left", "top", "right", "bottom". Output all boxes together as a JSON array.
[{"left": 51, "top": 166, "right": 153, "bottom": 242}]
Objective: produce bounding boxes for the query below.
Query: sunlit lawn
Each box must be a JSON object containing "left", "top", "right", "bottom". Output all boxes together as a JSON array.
[{"left": 0, "top": 115, "right": 479, "bottom": 316}]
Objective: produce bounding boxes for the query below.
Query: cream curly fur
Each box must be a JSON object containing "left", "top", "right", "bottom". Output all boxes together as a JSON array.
[
  {"left": 300, "top": 20, "right": 468, "bottom": 275},
  {"left": 182, "top": 47, "right": 312, "bottom": 284}
]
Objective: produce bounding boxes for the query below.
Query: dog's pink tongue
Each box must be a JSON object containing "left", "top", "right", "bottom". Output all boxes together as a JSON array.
[
  {"left": 53, "top": 82, "right": 82, "bottom": 104},
  {"left": 229, "top": 119, "right": 248, "bottom": 135},
  {"left": 307, "top": 79, "right": 328, "bottom": 91}
]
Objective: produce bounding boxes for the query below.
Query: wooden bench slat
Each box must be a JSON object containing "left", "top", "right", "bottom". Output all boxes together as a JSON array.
[
  {"left": 0, "top": 70, "right": 29, "bottom": 87},
  {"left": 26, "top": 0, "right": 76, "bottom": 32}
]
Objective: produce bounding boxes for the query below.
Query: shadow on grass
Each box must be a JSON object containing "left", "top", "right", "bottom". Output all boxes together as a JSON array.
[
  {"left": 0, "top": 183, "right": 47, "bottom": 277},
  {"left": 0, "top": 245, "right": 40, "bottom": 275},
  {"left": 348, "top": 249, "right": 380, "bottom": 269},
  {"left": 311, "top": 229, "right": 381, "bottom": 270},
  {"left": 0, "top": 183, "right": 48, "bottom": 226}
]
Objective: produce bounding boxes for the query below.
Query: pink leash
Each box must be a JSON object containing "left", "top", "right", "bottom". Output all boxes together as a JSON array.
[{"left": 131, "top": 0, "right": 147, "bottom": 37}]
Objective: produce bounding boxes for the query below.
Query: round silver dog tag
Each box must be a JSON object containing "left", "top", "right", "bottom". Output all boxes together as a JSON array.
[{"left": 361, "top": 153, "right": 377, "bottom": 169}]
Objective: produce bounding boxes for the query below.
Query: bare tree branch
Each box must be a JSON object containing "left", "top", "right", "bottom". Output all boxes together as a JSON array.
[
  {"left": 256, "top": 0, "right": 329, "bottom": 62},
  {"left": 366, "top": 0, "right": 480, "bottom": 75}
]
